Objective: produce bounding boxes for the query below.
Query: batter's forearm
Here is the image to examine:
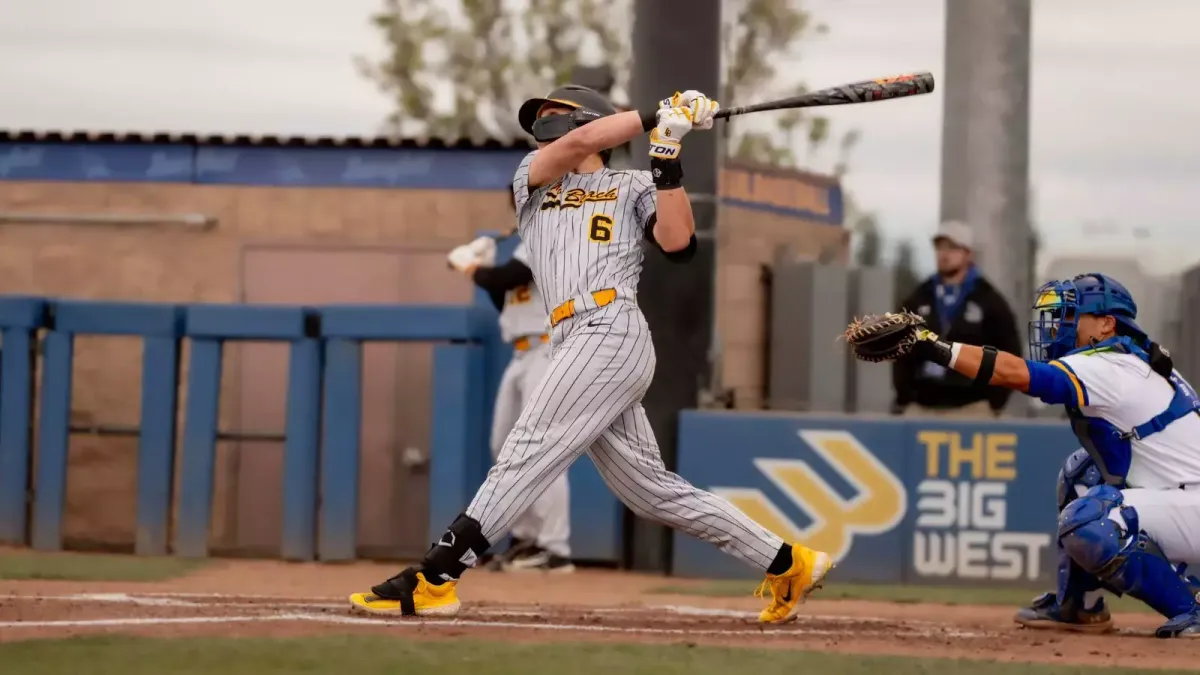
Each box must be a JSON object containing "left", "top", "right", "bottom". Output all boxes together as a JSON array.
[
  {"left": 948, "top": 344, "right": 1032, "bottom": 392},
  {"left": 528, "top": 111, "right": 645, "bottom": 186},
  {"left": 652, "top": 188, "right": 695, "bottom": 252}
]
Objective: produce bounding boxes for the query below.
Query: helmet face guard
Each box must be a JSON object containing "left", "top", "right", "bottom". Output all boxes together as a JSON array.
[
  {"left": 530, "top": 108, "right": 603, "bottom": 143},
  {"left": 1029, "top": 280, "right": 1079, "bottom": 362},
  {"left": 1028, "top": 273, "right": 1143, "bottom": 362}
]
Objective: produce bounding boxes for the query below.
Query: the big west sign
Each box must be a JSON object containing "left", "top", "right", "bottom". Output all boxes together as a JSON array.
[{"left": 673, "top": 411, "right": 1078, "bottom": 585}]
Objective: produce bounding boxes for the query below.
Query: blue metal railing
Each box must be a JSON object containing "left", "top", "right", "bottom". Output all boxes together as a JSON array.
[{"left": 0, "top": 295, "right": 492, "bottom": 561}]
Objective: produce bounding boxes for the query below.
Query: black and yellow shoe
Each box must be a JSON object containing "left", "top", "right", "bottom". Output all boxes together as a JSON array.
[
  {"left": 755, "top": 544, "right": 834, "bottom": 623},
  {"left": 349, "top": 568, "right": 461, "bottom": 617}
]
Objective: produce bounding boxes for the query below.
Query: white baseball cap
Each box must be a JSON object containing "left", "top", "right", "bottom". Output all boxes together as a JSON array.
[{"left": 933, "top": 220, "right": 974, "bottom": 250}]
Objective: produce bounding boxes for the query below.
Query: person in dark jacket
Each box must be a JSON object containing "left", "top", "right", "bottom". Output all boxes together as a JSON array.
[{"left": 892, "top": 220, "right": 1022, "bottom": 418}]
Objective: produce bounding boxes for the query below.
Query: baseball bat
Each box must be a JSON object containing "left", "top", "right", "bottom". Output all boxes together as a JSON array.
[{"left": 714, "top": 72, "right": 934, "bottom": 119}]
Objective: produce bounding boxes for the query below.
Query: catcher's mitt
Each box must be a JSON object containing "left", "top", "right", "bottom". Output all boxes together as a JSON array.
[{"left": 841, "top": 311, "right": 935, "bottom": 363}]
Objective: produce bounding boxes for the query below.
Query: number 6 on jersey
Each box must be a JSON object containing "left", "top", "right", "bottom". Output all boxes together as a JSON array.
[{"left": 589, "top": 214, "right": 613, "bottom": 243}]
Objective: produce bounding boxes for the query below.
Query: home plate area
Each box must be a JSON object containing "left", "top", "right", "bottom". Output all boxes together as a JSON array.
[
  {"left": 0, "top": 563, "right": 1195, "bottom": 671},
  {"left": 0, "top": 590, "right": 992, "bottom": 643}
]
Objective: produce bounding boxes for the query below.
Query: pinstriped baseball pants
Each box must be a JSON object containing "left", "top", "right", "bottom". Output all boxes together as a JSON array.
[{"left": 467, "top": 300, "right": 785, "bottom": 570}]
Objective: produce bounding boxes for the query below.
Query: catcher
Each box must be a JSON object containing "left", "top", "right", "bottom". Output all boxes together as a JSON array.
[{"left": 844, "top": 273, "right": 1200, "bottom": 639}]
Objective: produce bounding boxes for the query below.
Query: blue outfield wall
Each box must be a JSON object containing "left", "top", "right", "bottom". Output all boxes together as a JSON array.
[
  {"left": 1, "top": 294, "right": 1074, "bottom": 580},
  {"left": 0, "top": 286, "right": 623, "bottom": 564},
  {"left": 672, "top": 410, "right": 1078, "bottom": 585}
]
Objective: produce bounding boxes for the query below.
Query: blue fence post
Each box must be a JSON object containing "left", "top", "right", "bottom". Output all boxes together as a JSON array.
[
  {"left": 0, "top": 297, "right": 46, "bottom": 545},
  {"left": 176, "top": 338, "right": 223, "bottom": 558},
  {"left": 31, "top": 329, "right": 74, "bottom": 551},
  {"left": 428, "top": 342, "right": 486, "bottom": 542},
  {"left": 181, "top": 304, "right": 318, "bottom": 558},
  {"left": 318, "top": 338, "right": 363, "bottom": 561},
  {"left": 136, "top": 333, "right": 183, "bottom": 556},
  {"left": 281, "top": 335, "right": 323, "bottom": 561}
]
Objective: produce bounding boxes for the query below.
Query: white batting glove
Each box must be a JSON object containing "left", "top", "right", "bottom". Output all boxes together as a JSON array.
[
  {"left": 660, "top": 90, "right": 720, "bottom": 131},
  {"left": 447, "top": 244, "right": 479, "bottom": 274},
  {"left": 466, "top": 236, "right": 497, "bottom": 267},
  {"left": 648, "top": 107, "right": 692, "bottom": 160}
]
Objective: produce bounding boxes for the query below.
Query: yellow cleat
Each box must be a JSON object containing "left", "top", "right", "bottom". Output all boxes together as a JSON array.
[
  {"left": 348, "top": 571, "right": 461, "bottom": 617},
  {"left": 755, "top": 544, "right": 834, "bottom": 623}
]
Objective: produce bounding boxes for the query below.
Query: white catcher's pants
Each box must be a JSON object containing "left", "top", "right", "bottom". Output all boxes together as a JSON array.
[
  {"left": 1120, "top": 487, "right": 1200, "bottom": 567},
  {"left": 489, "top": 340, "right": 570, "bottom": 557}
]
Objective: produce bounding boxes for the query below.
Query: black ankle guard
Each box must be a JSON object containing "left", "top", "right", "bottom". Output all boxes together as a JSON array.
[
  {"left": 421, "top": 513, "right": 492, "bottom": 582},
  {"left": 371, "top": 567, "right": 420, "bottom": 616}
]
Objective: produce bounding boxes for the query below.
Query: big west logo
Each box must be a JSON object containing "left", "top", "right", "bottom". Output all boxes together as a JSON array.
[
  {"left": 540, "top": 186, "right": 620, "bottom": 210},
  {"left": 711, "top": 430, "right": 905, "bottom": 562}
]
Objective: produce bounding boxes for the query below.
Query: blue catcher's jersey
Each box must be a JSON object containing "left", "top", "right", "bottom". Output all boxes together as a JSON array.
[{"left": 1053, "top": 339, "right": 1200, "bottom": 489}]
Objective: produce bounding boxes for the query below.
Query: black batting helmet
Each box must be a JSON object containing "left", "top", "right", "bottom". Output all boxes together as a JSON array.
[{"left": 518, "top": 84, "right": 617, "bottom": 142}]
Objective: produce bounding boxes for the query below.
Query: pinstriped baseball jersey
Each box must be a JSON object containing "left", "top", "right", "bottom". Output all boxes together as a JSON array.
[
  {"left": 511, "top": 150, "right": 655, "bottom": 312},
  {"left": 461, "top": 148, "right": 790, "bottom": 575},
  {"left": 497, "top": 241, "right": 548, "bottom": 343}
]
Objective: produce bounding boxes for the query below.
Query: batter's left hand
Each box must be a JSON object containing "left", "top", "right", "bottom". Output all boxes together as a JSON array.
[
  {"left": 660, "top": 90, "right": 719, "bottom": 131},
  {"left": 649, "top": 107, "right": 692, "bottom": 160}
]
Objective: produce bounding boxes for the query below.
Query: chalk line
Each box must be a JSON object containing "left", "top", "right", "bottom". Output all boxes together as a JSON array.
[
  {"left": 0, "top": 611, "right": 991, "bottom": 638},
  {"left": 1, "top": 592, "right": 994, "bottom": 638}
]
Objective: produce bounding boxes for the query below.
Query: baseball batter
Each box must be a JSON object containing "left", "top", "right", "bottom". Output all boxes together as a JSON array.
[
  {"left": 350, "top": 84, "right": 832, "bottom": 623},
  {"left": 847, "top": 273, "right": 1200, "bottom": 638},
  {"left": 446, "top": 215, "right": 573, "bottom": 573}
]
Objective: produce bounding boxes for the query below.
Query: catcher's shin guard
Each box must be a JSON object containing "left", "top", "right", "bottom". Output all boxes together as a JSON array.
[{"left": 1059, "top": 485, "right": 1199, "bottom": 621}]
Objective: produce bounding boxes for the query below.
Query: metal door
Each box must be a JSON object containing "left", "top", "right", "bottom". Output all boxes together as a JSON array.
[{"left": 235, "top": 244, "right": 471, "bottom": 557}]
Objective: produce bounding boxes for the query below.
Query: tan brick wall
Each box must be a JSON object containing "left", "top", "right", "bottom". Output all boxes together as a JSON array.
[
  {"left": 0, "top": 169, "right": 848, "bottom": 546},
  {"left": 714, "top": 204, "right": 850, "bottom": 410},
  {"left": 0, "top": 181, "right": 509, "bottom": 549}
]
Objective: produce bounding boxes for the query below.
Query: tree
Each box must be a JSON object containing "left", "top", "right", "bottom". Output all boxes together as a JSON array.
[
  {"left": 362, "top": 0, "right": 842, "bottom": 159},
  {"left": 893, "top": 239, "right": 922, "bottom": 307},
  {"left": 357, "top": 0, "right": 630, "bottom": 141},
  {"left": 360, "top": 0, "right": 875, "bottom": 232},
  {"left": 721, "top": 1, "right": 875, "bottom": 241},
  {"left": 723, "top": 1, "right": 830, "bottom": 166}
]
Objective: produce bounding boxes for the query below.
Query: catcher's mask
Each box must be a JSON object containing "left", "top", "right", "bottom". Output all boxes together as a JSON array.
[
  {"left": 518, "top": 84, "right": 617, "bottom": 163},
  {"left": 1029, "top": 273, "right": 1142, "bottom": 362}
]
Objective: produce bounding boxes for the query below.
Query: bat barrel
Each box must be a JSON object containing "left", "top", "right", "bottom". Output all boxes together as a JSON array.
[{"left": 714, "top": 71, "right": 934, "bottom": 120}]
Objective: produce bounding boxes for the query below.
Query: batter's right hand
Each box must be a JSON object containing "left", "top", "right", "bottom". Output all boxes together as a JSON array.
[
  {"left": 649, "top": 107, "right": 692, "bottom": 160},
  {"left": 467, "top": 236, "right": 497, "bottom": 267},
  {"left": 447, "top": 243, "right": 479, "bottom": 274}
]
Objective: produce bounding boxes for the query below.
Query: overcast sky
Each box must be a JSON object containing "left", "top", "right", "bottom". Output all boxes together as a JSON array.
[{"left": 0, "top": 0, "right": 1196, "bottom": 274}]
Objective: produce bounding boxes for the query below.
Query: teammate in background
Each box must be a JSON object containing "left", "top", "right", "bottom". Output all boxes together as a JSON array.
[
  {"left": 350, "top": 84, "right": 832, "bottom": 622},
  {"left": 882, "top": 273, "right": 1200, "bottom": 638},
  {"left": 445, "top": 197, "right": 574, "bottom": 574}
]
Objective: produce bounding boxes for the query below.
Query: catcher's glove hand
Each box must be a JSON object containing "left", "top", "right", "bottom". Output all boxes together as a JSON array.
[{"left": 841, "top": 311, "right": 939, "bottom": 363}]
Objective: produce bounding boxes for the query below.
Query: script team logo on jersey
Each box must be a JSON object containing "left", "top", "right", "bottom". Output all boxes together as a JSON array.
[{"left": 540, "top": 185, "right": 620, "bottom": 210}]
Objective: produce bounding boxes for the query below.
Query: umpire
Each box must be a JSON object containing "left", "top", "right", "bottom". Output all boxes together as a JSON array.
[{"left": 892, "top": 220, "right": 1022, "bottom": 418}]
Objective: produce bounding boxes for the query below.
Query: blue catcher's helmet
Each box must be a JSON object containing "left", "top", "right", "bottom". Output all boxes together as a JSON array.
[{"left": 1029, "top": 273, "right": 1143, "bottom": 362}]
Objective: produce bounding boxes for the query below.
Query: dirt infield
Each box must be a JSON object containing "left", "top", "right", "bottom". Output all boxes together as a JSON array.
[{"left": 0, "top": 559, "right": 1193, "bottom": 670}]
